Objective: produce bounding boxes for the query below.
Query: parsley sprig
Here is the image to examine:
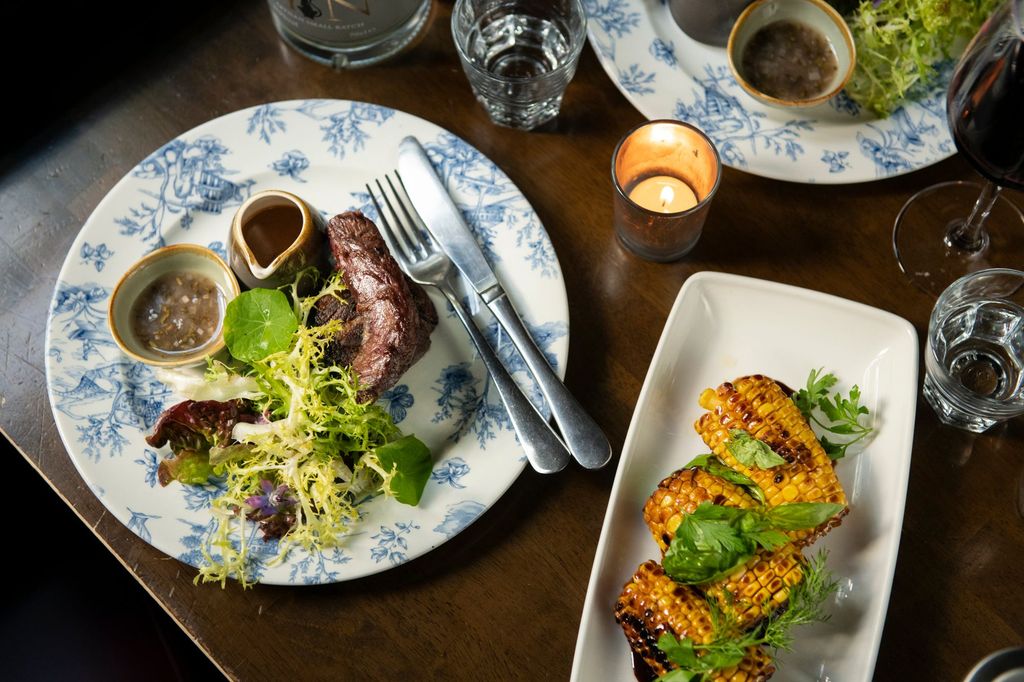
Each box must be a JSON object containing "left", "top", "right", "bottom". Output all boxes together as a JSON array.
[
  {"left": 663, "top": 501, "right": 843, "bottom": 585},
  {"left": 793, "top": 369, "right": 873, "bottom": 461},
  {"left": 656, "top": 551, "right": 839, "bottom": 681}
]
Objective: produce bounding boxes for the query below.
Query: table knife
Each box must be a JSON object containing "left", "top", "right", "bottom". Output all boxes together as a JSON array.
[{"left": 398, "top": 135, "right": 613, "bottom": 470}]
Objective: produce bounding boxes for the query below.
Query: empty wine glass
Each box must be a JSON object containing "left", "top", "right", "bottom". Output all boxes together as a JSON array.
[{"left": 893, "top": 0, "right": 1024, "bottom": 296}]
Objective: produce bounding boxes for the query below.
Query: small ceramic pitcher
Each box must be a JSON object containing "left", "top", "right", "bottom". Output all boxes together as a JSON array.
[{"left": 228, "top": 189, "right": 328, "bottom": 291}]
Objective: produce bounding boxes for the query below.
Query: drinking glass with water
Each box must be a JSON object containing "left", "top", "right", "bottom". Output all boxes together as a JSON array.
[
  {"left": 924, "top": 268, "right": 1024, "bottom": 433},
  {"left": 451, "top": 0, "right": 587, "bottom": 130}
]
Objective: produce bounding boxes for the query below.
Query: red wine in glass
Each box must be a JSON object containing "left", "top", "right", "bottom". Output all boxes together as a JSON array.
[{"left": 893, "top": 0, "right": 1024, "bottom": 295}]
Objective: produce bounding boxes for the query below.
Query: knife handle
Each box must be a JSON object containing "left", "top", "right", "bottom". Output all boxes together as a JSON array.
[
  {"left": 488, "top": 294, "right": 613, "bottom": 470},
  {"left": 442, "top": 289, "right": 571, "bottom": 475}
]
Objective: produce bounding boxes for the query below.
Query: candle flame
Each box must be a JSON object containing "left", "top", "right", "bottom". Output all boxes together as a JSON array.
[{"left": 659, "top": 185, "right": 675, "bottom": 208}]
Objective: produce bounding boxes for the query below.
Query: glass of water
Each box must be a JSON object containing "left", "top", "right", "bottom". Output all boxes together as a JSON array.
[
  {"left": 924, "top": 268, "right": 1024, "bottom": 432},
  {"left": 451, "top": 0, "right": 587, "bottom": 130}
]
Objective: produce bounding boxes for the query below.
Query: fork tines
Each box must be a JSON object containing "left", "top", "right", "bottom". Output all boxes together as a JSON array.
[{"left": 367, "top": 172, "right": 432, "bottom": 262}]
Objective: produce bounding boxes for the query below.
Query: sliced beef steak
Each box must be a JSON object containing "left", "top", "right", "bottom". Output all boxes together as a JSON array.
[{"left": 312, "top": 211, "right": 438, "bottom": 402}]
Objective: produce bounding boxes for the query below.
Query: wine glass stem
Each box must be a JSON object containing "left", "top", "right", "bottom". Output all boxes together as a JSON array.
[{"left": 946, "top": 180, "right": 1001, "bottom": 253}]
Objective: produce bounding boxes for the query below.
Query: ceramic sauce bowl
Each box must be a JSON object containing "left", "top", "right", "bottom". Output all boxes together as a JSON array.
[
  {"left": 108, "top": 244, "right": 240, "bottom": 368},
  {"left": 727, "top": 0, "right": 855, "bottom": 108},
  {"left": 228, "top": 189, "right": 328, "bottom": 291}
]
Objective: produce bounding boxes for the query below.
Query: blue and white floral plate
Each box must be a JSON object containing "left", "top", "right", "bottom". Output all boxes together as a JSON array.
[
  {"left": 44, "top": 100, "right": 569, "bottom": 585},
  {"left": 586, "top": 0, "right": 954, "bottom": 183}
]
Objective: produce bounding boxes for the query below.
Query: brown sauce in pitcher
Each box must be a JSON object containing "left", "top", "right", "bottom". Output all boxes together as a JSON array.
[{"left": 243, "top": 203, "right": 303, "bottom": 267}]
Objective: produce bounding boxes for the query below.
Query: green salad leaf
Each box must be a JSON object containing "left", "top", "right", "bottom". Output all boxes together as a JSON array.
[
  {"left": 845, "top": 0, "right": 1001, "bottom": 116},
  {"left": 376, "top": 435, "right": 433, "bottom": 506},
  {"left": 222, "top": 288, "right": 298, "bottom": 362}
]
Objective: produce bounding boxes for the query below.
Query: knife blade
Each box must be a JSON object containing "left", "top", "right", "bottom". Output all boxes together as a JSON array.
[
  {"left": 398, "top": 135, "right": 612, "bottom": 470},
  {"left": 397, "top": 137, "right": 503, "bottom": 303}
]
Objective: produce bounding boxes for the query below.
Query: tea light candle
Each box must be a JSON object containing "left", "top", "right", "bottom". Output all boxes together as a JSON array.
[
  {"left": 611, "top": 120, "right": 721, "bottom": 261},
  {"left": 627, "top": 175, "right": 699, "bottom": 213}
]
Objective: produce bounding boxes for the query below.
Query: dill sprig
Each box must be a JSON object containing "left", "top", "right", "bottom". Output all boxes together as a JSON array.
[{"left": 656, "top": 550, "right": 839, "bottom": 681}]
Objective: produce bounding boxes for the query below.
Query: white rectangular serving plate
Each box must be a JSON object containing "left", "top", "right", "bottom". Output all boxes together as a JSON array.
[{"left": 571, "top": 271, "right": 919, "bottom": 682}]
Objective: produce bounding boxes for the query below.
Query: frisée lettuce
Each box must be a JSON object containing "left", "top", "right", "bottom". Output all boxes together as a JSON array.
[{"left": 153, "top": 276, "right": 432, "bottom": 587}]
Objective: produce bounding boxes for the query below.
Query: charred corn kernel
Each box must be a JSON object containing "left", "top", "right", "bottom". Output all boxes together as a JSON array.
[
  {"left": 704, "top": 543, "right": 805, "bottom": 631},
  {"left": 615, "top": 561, "right": 776, "bottom": 681},
  {"left": 694, "top": 375, "right": 847, "bottom": 545},
  {"left": 643, "top": 467, "right": 758, "bottom": 553}
]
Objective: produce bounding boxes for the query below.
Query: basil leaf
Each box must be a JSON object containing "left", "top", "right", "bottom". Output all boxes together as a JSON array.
[
  {"left": 223, "top": 288, "right": 298, "bottom": 363},
  {"left": 683, "top": 453, "right": 713, "bottom": 469},
  {"left": 727, "top": 429, "right": 786, "bottom": 469},
  {"left": 376, "top": 435, "right": 432, "bottom": 506},
  {"left": 663, "top": 539, "right": 753, "bottom": 585},
  {"left": 767, "top": 502, "right": 844, "bottom": 530},
  {"left": 686, "top": 454, "right": 768, "bottom": 506}
]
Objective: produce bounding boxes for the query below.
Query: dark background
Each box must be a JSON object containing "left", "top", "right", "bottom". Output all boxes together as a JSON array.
[{"left": 2, "top": 2, "right": 226, "bottom": 678}]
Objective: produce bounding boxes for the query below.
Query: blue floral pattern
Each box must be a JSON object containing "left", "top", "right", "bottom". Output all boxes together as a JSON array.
[
  {"left": 431, "top": 457, "right": 471, "bottom": 489},
  {"left": 45, "top": 99, "right": 569, "bottom": 585},
  {"left": 586, "top": 0, "right": 956, "bottom": 182},
  {"left": 271, "top": 150, "right": 311, "bottom": 182},
  {"left": 80, "top": 242, "right": 114, "bottom": 271},
  {"left": 370, "top": 522, "right": 420, "bottom": 565},
  {"left": 380, "top": 384, "right": 414, "bottom": 424}
]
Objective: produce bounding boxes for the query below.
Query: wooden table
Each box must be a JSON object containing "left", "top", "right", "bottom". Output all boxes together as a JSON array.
[{"left": 3, "top": 2, "right": 1022, "bottom": 680}]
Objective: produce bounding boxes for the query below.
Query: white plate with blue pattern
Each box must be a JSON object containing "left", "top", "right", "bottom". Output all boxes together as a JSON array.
[
  {"left": 585, "top": 0, "right": 955, "bottom": 184},
  {"left": 44, "top": 100, "right": 569, "bottom": 585}
]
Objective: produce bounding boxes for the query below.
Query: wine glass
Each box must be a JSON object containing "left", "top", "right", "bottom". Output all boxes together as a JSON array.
[{"left": 893, "top": 0, "right": 1024, "bottom": 296}]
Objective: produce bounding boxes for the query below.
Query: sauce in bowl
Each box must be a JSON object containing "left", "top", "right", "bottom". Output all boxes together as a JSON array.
[
  {"left": 130, "top": 271, "right": 225, "bottom": 357},
  {"left": 740, "top": 19, "right": 838, "bottom": 101}
]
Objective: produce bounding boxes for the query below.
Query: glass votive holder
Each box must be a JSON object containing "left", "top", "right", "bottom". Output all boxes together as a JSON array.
[{"left": 611, "top": 120, "right": 722, "bottom": 261}]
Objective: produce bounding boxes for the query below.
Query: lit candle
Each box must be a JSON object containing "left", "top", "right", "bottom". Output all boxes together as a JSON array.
[{"left": 627, "top": 175, "right": 699, "bottom": 213}]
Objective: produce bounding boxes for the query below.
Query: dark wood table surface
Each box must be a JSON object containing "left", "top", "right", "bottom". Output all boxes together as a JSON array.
[{"left": 3, "top": 2, "right": 1022, "bottom": 680}]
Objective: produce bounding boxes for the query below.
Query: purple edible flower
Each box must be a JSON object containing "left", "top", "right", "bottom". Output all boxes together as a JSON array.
[{"left": 245, "top": 479, "right": 298, "bottom": 540}]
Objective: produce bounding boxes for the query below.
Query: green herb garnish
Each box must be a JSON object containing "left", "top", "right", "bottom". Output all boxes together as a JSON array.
[
  {"left": 655, "top": 550, "right": 839, "bottom": 680},
  {"left": 845, "top": 0, "right": 1001, "bottom": 116},
  {"left": 793, "top": 369, "right": 873, "bottom": 460},
  {"left": 662, "top": 501, "right": 843, "bottom": 584},
  {"left": 684, "top": 454, "right": 766, "bottom": 506},
  {"left": 222, "top": 288, "right": 298, "bottom": 362},
  {"left": 726, "top": 429, "right": 786, "bottom": 469},
  {"left": 376, "top": 434, "right": 433, "bottom": 506}
]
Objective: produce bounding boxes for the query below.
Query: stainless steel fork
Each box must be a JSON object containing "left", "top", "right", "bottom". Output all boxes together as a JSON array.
[{"left": 367, "top": 173, "right": 571, "bottom": 474}]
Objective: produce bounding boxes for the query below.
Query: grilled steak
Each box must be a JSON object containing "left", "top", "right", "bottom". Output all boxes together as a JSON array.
[{"left": 312, "top": 211, "right": 437, "bottom": 402}]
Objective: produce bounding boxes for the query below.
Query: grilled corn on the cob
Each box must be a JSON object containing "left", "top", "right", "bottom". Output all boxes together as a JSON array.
[
  {"left": 643, "top": 467, "right": 758, "bottom": 553},
  {"left": 694, "top": 375, "right": 847, "bottom": 545},
  {"left": 703, "top": 543, "right": 805, "bottom": 630},
  {"left": 643, "top": 467, "right": 806, "bottom": 629},
  {"left": 614, "top": 560, "right": 776, "bottom": 681}
]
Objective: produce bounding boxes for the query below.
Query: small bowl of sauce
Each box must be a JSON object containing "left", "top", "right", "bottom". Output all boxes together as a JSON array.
[
  {"left": 727, "top": 0, "right": 855, "bottom": 108},
  {"left": 108, "top": 244, "right": 240, "bottom": 368}
]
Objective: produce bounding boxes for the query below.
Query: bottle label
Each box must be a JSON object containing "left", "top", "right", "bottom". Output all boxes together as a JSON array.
[{"left": 268, "top": 0, "right": 424, "bottom": 46}]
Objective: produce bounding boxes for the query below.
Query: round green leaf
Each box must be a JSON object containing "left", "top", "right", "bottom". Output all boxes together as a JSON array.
[{"left": 223, "top": 288, "right": 298, "bottom": 362}]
